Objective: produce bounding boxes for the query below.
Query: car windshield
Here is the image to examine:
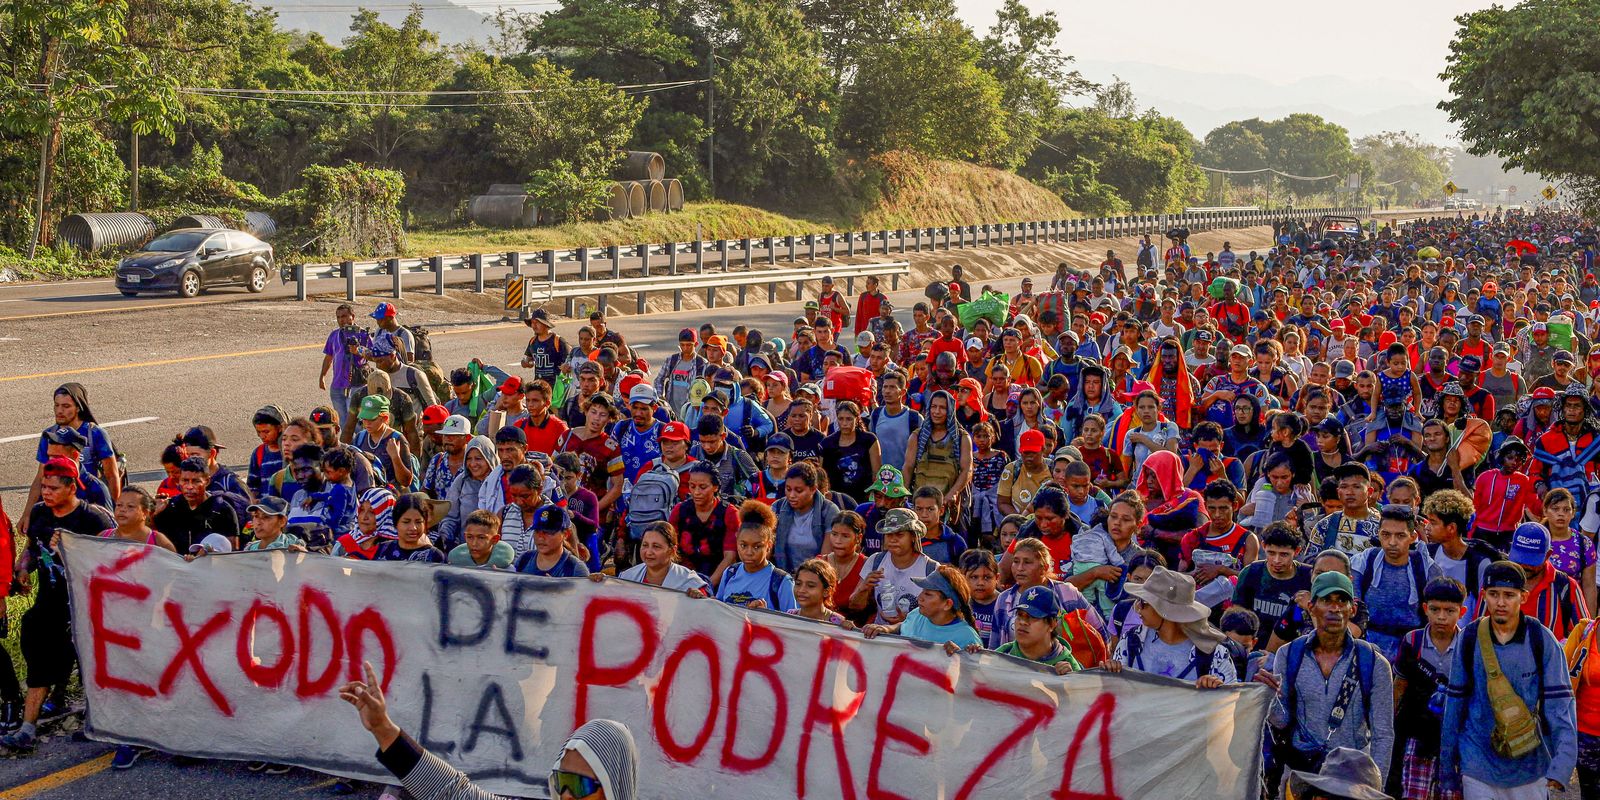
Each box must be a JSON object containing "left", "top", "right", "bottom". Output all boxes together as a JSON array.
[{"left": 145, "top": 231, "right": 210, "bottom": 252}]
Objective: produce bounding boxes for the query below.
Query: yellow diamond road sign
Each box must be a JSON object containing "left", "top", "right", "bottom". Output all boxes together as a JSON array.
[
  {"left": 1443, "top": 181, "right": 1458, "bottom": 195},
  {"left": 1543, "top": 185, "right": 1558, "bottom": 200}
]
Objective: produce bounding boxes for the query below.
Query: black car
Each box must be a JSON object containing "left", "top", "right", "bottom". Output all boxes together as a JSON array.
[{"left": 115, "top": 228, "right": 274, "bottom": 298}]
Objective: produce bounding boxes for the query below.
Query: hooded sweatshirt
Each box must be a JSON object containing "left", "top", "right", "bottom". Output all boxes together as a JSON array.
[
  {"left": 1137, "top": 450, "right": 1206, "bottom": 565},
  {"left": 438, "top": 436, "right": 494, "bottom": 546}
]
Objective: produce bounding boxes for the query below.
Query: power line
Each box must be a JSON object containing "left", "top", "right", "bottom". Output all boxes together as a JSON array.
[
  {"left": 178, "top": 80, "right": 699, "bottom": 107},
  {"left": 185, "top": 79, "right": 704, "bottom": 96},
  {"left": 1194, "top": 165, "right": 1337, "bottom": 181}
]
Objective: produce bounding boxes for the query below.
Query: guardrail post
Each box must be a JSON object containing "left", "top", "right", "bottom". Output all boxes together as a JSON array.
[
  {"left": 469, "top": 253, "right": 484, "bottom": 296},
  {"left": 807, "top": 233, "right": 817, "bottom": 260},
  {"left": 294, "top": 265, "right": 307, "bottom": 301},
  {"left": 507, "top": 251, "right": 521, "bottom": 296},
  {"left": 795, "top": 277, "right": 805, "bottom": 304},
  {"left": 388, "top": 258, "right": 401, "bottom": 299},
  {"left": 844, "top": 232, "right": 854, "bottom": 257},
  {"left": 765, "top": 236, "right": 776, "bottom": 266},
  {"left": 845, "top": 275, "right": 854, "bottom": 296},
  {"left": 912, "top": 227, "right": 921, "bottom": 252},
  {"left": 707, "top": 242, "right": 720, "bottom": 307},
  {"left": 343, "top": 260, "right": 355, "bottom": 301},
  {"left": 768, "top": 279, "right": 777, "bottom": 303},
  {"left": 741, "top": 238, "right": 752, "bottom": 270},
  {"left": 430, "top": 256, "right": 445, "bottom": 296},
  {"left": 636, "top": 243, "right": 649, "bottom": 276},
  {"left": 574, "top": 247, "right": 589, "bottom": 317},
  {"left": 879, "top": 229, "right": 889, "bottom": 256},
  {"left": 787, "top": 235, "right": 797, "bottom": 262},
  {"left": 897, "top": 229, "right": 906, "bottom": 254},
  {"left": 665, "top": 244, "right": 681, "bottom": 311},
  {"left": 828, "top": 234, "right": 837, "bottom": 259}
]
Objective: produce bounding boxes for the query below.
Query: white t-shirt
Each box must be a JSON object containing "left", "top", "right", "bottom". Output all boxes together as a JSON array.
[
  {"left": 1121, "top": 421, "right": 1179, "bottom": 477},
  {"left": 619, "top": 563, "right": 709, "bottom": 593},
  {"left": 860, "top": 552, "right": 937, "bottom": 625}
]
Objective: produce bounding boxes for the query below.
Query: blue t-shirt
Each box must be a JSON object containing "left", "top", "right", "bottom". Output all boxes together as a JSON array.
[
  {"left": 899, "top": 609, "right": 982, "bottom": 648},
  {"left": 37, "top": 422, "right": 116, "bottom": 476},
  {"left": 514, "top": 550, "right": 590, "bottom": 578},
  {"left": 971, "top": 597, "right": 998, "bottom": 644},
  {"left": 715, "top": 563, "right": 797, "bottom": 612},
  {"left": 1360, "top": 558, "right": 1418, "bottom": 662}
]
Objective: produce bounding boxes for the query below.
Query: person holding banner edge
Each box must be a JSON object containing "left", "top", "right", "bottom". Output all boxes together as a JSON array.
[{"left": 341, "top": 661, "right": 639, "bottom": 800}]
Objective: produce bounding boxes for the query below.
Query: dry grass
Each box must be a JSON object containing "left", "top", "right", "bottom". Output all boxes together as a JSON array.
[{"left": 856, "top": 151, "right": 1076, "bottom": 229}]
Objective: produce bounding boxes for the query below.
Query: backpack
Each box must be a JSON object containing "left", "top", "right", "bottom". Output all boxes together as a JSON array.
[
  {"left": 720, "top": 563, "right": 791, "bottom": 608},
  {"left": 823, "top": 366, "right": 876, "bottom": 409},
  {"left": 625, "top": 466, "right": 679, "bottom": 540},
  {"left": 1034, "top": 291, "right": 1066, "bottom": 323},
  {"left": 1124, "top": 629, "right": 1218, "bottom": 680},
  {"left": 1282, "top": 634, "right": 1380, "bottom": 734},
  {"left": 1428, "top": 539, "right": 1500, "bottom": 599},
  {"left": 403, "top": 325, "right": 450, "bottom": 401}
]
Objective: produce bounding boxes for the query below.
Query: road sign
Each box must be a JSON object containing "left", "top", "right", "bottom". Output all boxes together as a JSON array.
[
  {"left": 1443, "top": 181, "right": 1458, "bottom": 195},
  {"left": 505, "top": 276, "right": 527, "bottom": 310},
  {"left": 1543, "top": 185, "right": 1558, "bottom": 200},
  {"left": 1509, "top": 185, "right": 1518, "bottom": 195}
]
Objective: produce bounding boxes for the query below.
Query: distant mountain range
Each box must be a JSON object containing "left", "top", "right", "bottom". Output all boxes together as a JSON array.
[
  {"left": 258, "top": 0, "right": 496, "bottom": 45},
  {"left": 1074, "top": 60, "right": 1460, "bottom": 146}
]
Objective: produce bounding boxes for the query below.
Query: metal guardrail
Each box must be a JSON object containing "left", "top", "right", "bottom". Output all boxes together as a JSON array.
[
  {"left": 281, "top": 206, "right": 1368, "bottom": 315},
  {"left": 508, "top": 261, "right": 910, "bottom": 314}
]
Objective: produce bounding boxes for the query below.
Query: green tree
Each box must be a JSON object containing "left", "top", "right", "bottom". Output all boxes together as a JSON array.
[
  {"left": 1026, "top": 105, "right": 1203, "bottom": 213},
  {"left": 333, "top": 9, "right": 454, "bottom": 165},
  {"left": 1439, "top": 0, "right": 1600, "bottom": 194},
  {"left": 0, "top": 0, "right": 181, "bottom": 255},
  {"left": 976, "top": 0, "right": 1089, "bottom": 169},
  {"left": 1355, "top": 131, "right": 1449, "bottom": 205},
  {"left": 710, "top": 0, "right": 837, "bottom": 197},
  {"left": 1199, "top": 121, "right": 1270, "bottom": 172},
  {"left": 841, "top": 16, "right": 1010, "bottom": 163}
]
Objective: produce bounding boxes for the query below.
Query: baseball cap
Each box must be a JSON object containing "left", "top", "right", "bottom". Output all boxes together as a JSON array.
[
  {"left": 188, "top": 533, "right": 234, "bottom": 555},
  {"left": 1311, "top": 571, "right": 1355, "bottom": 601},
  {"left": 660, "top": 421, "right": 691, "bottom": 442},
  {"left": 1458, "top": 355, "right": 1482, "bottom": 372},
  {"left": 1332, "top": 360, "right": 1356, "bottom": 379},
  {"left": 1555, "top": 350, "right": 1576, "bottom": 364},
  {"left": 1229, "top": 344, "right": 1252, "bottom": 358},
  {"left": 1194, "top": 330, "right": 1214, "bottom": 342},
  {"left": 309, "top": 407, "right": 337, "bottom": 427},
  {"left": 965, "top": 336, "right": 985, "bottom": 350},
  {"left": 532, "top": 505, "right": 570, "bottom": 533},
  {"left": 856, "top": 331, "right": 875, "bottom": 348},
  {"left": 821, "top": 275, "right": 834, "bottom": 285},
  {"left": 41, "top": 456, "right": 84, "bottom": 488},
  {"left": 181, "top": 425, "right": 223, "bottom": 450},
  {"left": 1532, "top": 322, "right": 1548, "bottom": 333},
  {"left": 371, "top": 302, "right": 397, "bottom": 320},
  {"left": 527, "top": 308, "right": 551, "bottom": 325},
  {"left": 765, "top": 433, "right": 793, "bottom": 453},
  {"left": 1493, "top": 342, "right": 1512, "bottom": 356},
  {"left": 763, "top": 370, "right": 789, "bottom": 388},
  {"left": 912, "top": 570, "right": 961, "bottom": 604},
  {"left": 1019, "top": 429, "right": 1046, "bottom": 453},
  {"left": 1508, "top": 522, "right": 1551, "bottom": 567},
  {"left": 357, "top": 394, "right": 391, "bottom": 420},
  {"left": 803, "top": 300, "right": 820, "bottom": 310},
  {"left": 706, "top": 334, "right": 729, "bottom": 350},
  {"left": 1014, "top": 584, "right": 1064, "bottom": 621},
  {"left": 438, "top": 414, "right": 471, "bottom": 436},
  {"left": 498, "top": 376, "right": 523, "bottom": 395},
  {"left": 875, "top": 507, "right": 926, "bottom": 536},
  {"left": 248, "top": 496, "right": 290, "bottom": 517},
  {"left": 421, "top": 404, "right": 449, "bottom": 426},
  {"left": 678, "top": 328, "right": 697, "bottom": 342},
  {"left": 44, "top": 425, "right": 88, "bottom": 450},
  {"left": 628, "top": 384, "right": 658, "bottom": 405}
]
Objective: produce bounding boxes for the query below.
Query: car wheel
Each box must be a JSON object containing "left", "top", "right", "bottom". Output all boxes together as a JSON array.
[
  {"left": 178, "top": 270, "right": 202, "bottom": 298},
  {"left": 248, "top": 265, "right": 268, "bottom": 293},
  {"left": 119, "top": 290, "right": 139, "bottom": 298}
]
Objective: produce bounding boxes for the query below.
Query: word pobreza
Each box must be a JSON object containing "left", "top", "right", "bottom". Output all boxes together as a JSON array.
[{"left": 63, "top": 536, "right": 1268, "bottom": 798}]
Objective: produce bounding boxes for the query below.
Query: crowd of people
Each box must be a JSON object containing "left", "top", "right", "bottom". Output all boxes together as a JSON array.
[{"left": 6, "top": 209, "right": 1600, "bottom": 799}]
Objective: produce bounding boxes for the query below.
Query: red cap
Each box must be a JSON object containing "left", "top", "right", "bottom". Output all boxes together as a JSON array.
[
  {"left": 42, "top": 456, "right": 84, "bottom": 489},
  {"left": 498, "top": 376, "right": 522, "bottom": 395},
  {"left": 618, "top": 373, "right": 645, "bottom": 400},
  {"left": 1018, "top": 430, "right": 1045, "bottom": 453},
  {"left": 421, "top": 404, "right": 449, "bottom": 426},
  {"left": 660, "top": 421, "right": 691, "bottom": 441}
]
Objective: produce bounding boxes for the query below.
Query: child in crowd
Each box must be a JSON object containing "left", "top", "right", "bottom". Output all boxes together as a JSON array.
[
  {"left": 1072, "top": 414, "right": 1125, "bottom": 489},
  {"left": 1393, "top": 577, "right": 1467, "bottom": 800},
  {"left": 313, "top": 447, "right": 357, "bottom": 537},
  {"left": 790, "top": 558, "right": 851, "bottom": 627},
  {"left": 1545, "top": 488, "right": 1597, "bottom": 615},
  {"left": 960, "top": 549, "right": 1002, "bottom": 644},
  {"left": 996, "top": 514, "right": 1026, "bottom": 554},
  {"left": 715, "top": 501, "right": 797, "bottom": 612},
  {"left": 968, "top": 421, "right": 1008, "bottom": 548},
  {"left": 1062, "top": 460, "right": 1111, "bottom": 526},
  {"left": 1104, "top": 551, "right": 1163, "bottom": 650},
  {"left": 1218, "top": 607, "right": 1267, "bottom": 682},
  {"left": 912, "top": 486, "right": 969, "bottom": 564}
]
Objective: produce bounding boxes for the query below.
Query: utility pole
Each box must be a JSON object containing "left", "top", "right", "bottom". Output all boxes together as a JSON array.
[
  {"left": 706, "top": 40, "right": 715, "bottom": 199},
  {"left": 130, "top": 123, "right": 140, "bottom": 211}
]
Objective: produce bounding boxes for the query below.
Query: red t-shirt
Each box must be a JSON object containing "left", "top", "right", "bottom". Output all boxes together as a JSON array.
[{"left": 516, "top": 413, "right": 569, "bottom": 456}]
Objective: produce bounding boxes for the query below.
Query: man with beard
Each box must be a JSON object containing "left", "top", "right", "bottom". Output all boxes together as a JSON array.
[{"left": 1149, "top": 338, "right": 1199, "bottom": 428}]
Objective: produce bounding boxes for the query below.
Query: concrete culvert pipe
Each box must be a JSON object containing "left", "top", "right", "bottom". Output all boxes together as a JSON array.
[
  {"left": 604, "top": 183, "right": 632, "bottom": 220},
  {"left": 467, "top": 195, "right": 539, "bottom": 228},
  {"left": 666, "top": 179, "right": 684, "bottom": 212},
  {"left": 623, "top": 181, "right": 646, "bottom": 217},
  {"left": 486, "top": 183, "right": 527, "bottom": 195},
  {"left": 56, "top": 212, "right": 155, "bottom": 252},
  {"left": 618, "top": 151, "right": 665, "bottom": 182},
  {"left": 171, "top": 214, "right": 227, "bottom": 231},
  {"left": 242, "top": 211, "right": 277, "bottom": 240},
  {"left": 645, "top": 179, "right": 668, "bottom": 213}
]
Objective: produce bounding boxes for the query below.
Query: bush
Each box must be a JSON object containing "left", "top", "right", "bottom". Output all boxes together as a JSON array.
[
  {"left": 284, "top": 164, "right": 406, "bottom": 259},
  {"left": 140, "top": 144, "right": 269, "bottom": 208},
  {"left": 525, "top": 160, "right": 612, "bottom": 224}
]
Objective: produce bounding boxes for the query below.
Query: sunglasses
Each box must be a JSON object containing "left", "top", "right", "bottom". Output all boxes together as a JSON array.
[{"left": 549, "top": 769, "right": 602, "bottom": 798}]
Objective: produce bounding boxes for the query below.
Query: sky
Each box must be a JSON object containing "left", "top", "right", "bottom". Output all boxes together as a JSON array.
[{"left": 949, "top": 0, "right": 1503, "bottom": 143}]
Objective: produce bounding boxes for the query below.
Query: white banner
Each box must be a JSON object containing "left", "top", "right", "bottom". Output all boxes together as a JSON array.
[{"left": 62, "top": 536, "right": 1268, "bottom": 798}]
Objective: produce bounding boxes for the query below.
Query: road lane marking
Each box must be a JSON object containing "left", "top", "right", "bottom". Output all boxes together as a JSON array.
[
  {"left": 0, "top": 417, "right": 158, "bottom": 445},
  {"left": 0, "top": 752, "right": 115, "bottom": 799},
  {"left": 0, "top": 299, "right": 210, "bottom": 322},
  {"left": 0, "top": 324, "right": 511, "bottom": 383},
  {"left": 0, "top": 278, "right": 116, "bottom": 291}
]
